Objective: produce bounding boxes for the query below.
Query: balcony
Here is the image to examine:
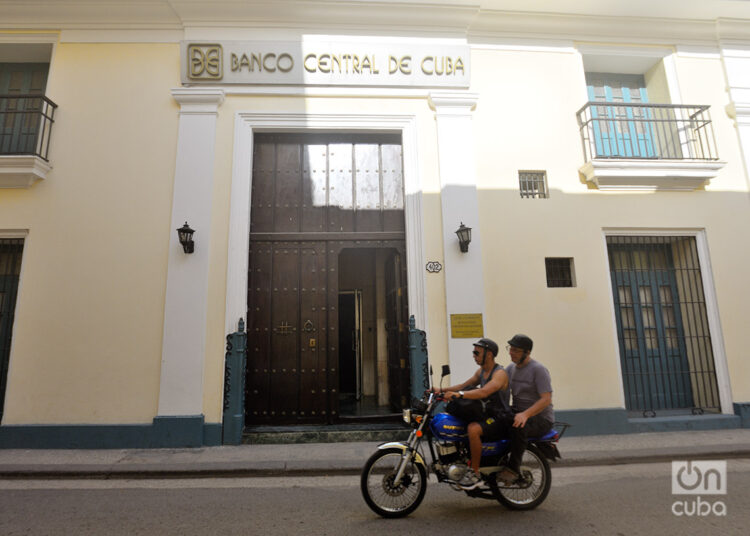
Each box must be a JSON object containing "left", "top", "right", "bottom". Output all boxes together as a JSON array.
[
  {"left": 576, "top": 102, "right": 725, "bottom": 191},
  {"left": 0, "top": 94, "right": 57, "bottom": 188}
]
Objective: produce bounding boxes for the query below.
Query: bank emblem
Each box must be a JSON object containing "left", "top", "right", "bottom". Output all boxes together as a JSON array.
[{"left": 188, "top": 44, "right": 223, "bottom": 80}]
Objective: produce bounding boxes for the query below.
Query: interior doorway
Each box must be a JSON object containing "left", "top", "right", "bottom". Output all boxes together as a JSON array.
[
  {"left": 338, "top": 247, "right": 409, "bottom": 420},
  {"left": 338, "top": 290, "right": 363, "bottom": 401}
]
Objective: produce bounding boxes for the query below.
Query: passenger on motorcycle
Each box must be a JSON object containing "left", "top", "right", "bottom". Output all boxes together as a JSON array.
[
  {"left": 431, "top": 338, "right": 511, "bottom": 490},
  {"left": 503, "top": 334, "right": 554, "bottom": 485}
]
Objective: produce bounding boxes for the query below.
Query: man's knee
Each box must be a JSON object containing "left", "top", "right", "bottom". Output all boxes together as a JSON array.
[{"left": 468, "top": 422, "right": 483, "bottom": 438}]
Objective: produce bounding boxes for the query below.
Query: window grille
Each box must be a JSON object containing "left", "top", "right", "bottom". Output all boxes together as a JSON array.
[
  {"left": 606, "top": 235, "right": 720, "bottom": 416},
  {"left": 545, "top": 257, "right": 574, "bottom": 287},
  {"left": 519, "top": 171, "right": 548, "bottom": 199},
  {"left": 0, "top": 238, "right": 24, "bottom": 420}
]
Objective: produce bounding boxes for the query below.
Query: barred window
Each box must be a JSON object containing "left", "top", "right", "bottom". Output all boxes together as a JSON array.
[
  {"left": 1, "top": 238, "right": 24, "bottom": 421},
  {"left": 545, "top": 257, "right": 574, "bottom": 287},
  {"left": 519, "top": 170, "right": 548, "bottom": 198}
]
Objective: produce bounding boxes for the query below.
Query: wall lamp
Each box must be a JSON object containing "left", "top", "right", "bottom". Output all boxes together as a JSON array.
[
  {"left": 455, "top": 222, "right": 472, "bottom": 253},
  {"left": 177, "top": 222, "right": 195, "bottom": 254}
]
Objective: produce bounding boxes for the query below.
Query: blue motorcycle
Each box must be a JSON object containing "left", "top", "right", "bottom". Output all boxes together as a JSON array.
[{"left": 361, "top": 366, "right": 567, "bottom": 518}]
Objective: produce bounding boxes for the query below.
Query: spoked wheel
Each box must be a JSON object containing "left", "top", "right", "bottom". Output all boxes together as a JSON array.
[
  {"left": 360, "top": 447, "right": 427, "bottom": 518},
  {"left": 490, "top": 444, "right": 551, "bottom": 510}
]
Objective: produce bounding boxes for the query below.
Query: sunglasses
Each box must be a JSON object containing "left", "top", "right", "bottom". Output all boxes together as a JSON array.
[{"left": 472, "top": 350, "right": 481, "bottom": 356}]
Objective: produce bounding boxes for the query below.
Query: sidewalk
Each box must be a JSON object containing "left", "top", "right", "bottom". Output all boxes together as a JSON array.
[{"left": 1, "top": 429, "right": 749, "bottom": 479}]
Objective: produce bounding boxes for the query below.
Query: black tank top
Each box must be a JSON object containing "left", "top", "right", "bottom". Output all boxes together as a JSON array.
[{"left": 479, "top": 364, "right": 512, "bottom": 416}]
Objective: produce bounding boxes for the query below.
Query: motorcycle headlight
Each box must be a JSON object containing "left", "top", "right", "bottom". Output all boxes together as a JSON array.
[{"left": 402, "top": 409, "right": 412, "bottom": 424}]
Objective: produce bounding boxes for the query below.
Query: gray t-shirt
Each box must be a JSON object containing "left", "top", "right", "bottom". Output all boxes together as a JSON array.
[{"left": 506, "top": 359, "right": 554, "bottom": 424}]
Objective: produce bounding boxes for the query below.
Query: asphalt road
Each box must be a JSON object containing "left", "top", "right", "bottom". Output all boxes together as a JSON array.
[{"left": 1, "top": 460, "right": 748, "bottom": 535}]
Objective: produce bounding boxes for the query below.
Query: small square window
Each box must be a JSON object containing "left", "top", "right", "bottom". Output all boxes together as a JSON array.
[
  {"left": 519, "top": 170, "right": 548, "bottom": 199},
  {"left": 545, "top": 257, "right": 575, "bottom": 287}
]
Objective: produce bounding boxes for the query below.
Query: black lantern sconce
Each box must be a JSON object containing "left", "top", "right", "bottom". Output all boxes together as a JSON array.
[
  {"left": 177, "top": 222, "right": 195, "bottom": 254},
  {"left": 455, "top": 222, "right": 472, "bottom": 253}
]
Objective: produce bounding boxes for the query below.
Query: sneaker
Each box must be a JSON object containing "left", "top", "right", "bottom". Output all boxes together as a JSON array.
[
  {"left": 457, "top": 469, "right": 482, "bottom": 490},
  {"left": 498, "top": 467, "right": 519, "bottom": 486}
]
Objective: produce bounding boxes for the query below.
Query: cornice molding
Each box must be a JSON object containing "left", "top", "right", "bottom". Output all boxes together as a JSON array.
[
  {"left": 171, "top": 88, "right": 225, "bottom": 114},
  {"left": 579, "top": 159, "right": 726, "bottom": 191},
  {"left": 0, "top": 155, "right": 52, "bottom": 188},
  {"left": 1, "top": 2, "right": 749, "bottom": 45},
  {"left": 428, "top": 91, "right": 479, "bottom": 114}
]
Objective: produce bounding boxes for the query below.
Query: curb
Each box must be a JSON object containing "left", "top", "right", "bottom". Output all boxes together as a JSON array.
[{"left": 2, "top": 448, "right": 749, "bottom": 480}]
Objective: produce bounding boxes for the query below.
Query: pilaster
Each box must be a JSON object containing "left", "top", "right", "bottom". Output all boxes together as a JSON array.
[
  {"left": 157, "top": 88, "right": 225, "bottom": 417},
  {"left": 428, "top": 91, "right": 485, "bottom": 381}
]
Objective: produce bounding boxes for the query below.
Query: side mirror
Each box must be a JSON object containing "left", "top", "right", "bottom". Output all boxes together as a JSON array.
[{"left": 441, "top": 365, "right": 450, "bottom": 378}]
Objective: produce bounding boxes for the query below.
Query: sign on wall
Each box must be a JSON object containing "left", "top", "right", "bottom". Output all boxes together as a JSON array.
[
  {"left": 450, "top": 313, "right": 484, "bottom": 339},
  {"left": 181, "top": 40, "right": 470, "bottom": 88}
]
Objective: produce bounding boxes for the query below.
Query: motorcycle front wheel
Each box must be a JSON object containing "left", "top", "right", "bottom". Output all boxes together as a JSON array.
[
  {"left": 490, "top": 444, "right": 551, "bottom": 510},
  {"left": 360, "top": 447, "right": 427, "bottom": 518}
]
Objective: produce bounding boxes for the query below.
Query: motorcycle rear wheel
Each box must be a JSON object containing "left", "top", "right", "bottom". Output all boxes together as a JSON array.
[
  {"left": 490, "top": 444, "right": 551, "bottom": 510},
  {"left": 361, "top": 447, "right": 427, "bottom": 518}
]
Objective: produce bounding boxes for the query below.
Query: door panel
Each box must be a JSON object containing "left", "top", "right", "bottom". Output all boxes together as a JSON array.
[
  {"left": 0, "top": 238, "right": 24, "bottom": 421},
  {"left": 610, "top": 243, "right": 693, "bottom": 412},
  {"left": 385, "top": 250, "right": 409, "bottom": 410},
  {"left": 0, "top": 63, "right": 48, "bottom": 155},
  {"left": 247, "top": 242, "right": 328, "bottom": 423}
]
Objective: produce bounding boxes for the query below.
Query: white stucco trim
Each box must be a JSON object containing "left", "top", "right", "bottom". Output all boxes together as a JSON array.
[
  {"left": 157, "top": 88, "right": 225, "bottom": 417},
  {"left": 0, "top": 156, "right": 52, "bottom": 188},
  {"left": 602, "top": 228, "right": 732, "bottom": 416},
  {"left": 225, "top": 112, "right": 428, "bottom": 340},
  {"left": 580, "top": 159, "right": 726, "bottom": 191},
  {"left": 428, "top": 91, "right": 484, "bottom": 381}
]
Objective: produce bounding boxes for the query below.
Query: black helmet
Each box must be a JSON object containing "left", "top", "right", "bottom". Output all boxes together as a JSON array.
[
  {"left": 507, "top": 334, "right": 533, "bottom": 352},
  {"left": 473, "top": 338, "right": 499, "bottom": 357}
]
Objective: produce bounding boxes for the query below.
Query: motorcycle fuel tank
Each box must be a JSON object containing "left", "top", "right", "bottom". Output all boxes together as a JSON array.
[{"left": 430, "top": 413, "right": 467, "bottom": 441}]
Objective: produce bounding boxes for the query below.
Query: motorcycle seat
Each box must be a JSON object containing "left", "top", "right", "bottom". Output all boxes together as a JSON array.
[{"left": 530, "top": 429, "right": 559, "bottom": 442}]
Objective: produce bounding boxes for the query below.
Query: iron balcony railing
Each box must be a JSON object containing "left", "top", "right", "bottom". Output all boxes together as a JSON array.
[
  {"left": 577, "top": 102, "right": 719, "bottom": 162},
  {"left": 0, "top": 94, "right": 58, "bottom": 161}
]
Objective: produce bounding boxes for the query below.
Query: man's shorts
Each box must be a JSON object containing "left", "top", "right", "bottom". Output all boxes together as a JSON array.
[{"left": 479, "top": 414, "right": 512, "bottom": 441}]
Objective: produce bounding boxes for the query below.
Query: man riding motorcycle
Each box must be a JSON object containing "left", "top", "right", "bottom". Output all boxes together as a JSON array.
[{"left": 432, "top": 338, "right": 511, "bottom": 490}]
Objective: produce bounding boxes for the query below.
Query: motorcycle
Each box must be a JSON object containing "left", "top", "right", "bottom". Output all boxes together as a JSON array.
[{"left": 360, "top": 365, "right": 568, "bottom": 518}]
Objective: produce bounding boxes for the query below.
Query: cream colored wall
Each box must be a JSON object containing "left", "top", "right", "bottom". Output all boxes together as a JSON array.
[
  {"left": 0, "top": 43, "right": 180, "bottom": 424},
  {"left": 645, "top": 61, "right": 671, "bottom": 103},
  {"left": 674, "top": 53, "right": 750, "bottom": 402},
  {"left": 469, "top": 46, "right": 750, "bottom": 411},
  {"left": 4, "top": 37, "right": 749, "bottom": 427}
]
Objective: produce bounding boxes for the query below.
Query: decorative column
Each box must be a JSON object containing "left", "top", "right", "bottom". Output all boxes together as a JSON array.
[
  {"left": 429, "top": 91, "right": 486, "bottom": 381},
  {"left": 156, "top": 88, "right": 225, "bottom": 443},
  {"left": 724, "top": 43, "right": 750, "bottom": 184}
]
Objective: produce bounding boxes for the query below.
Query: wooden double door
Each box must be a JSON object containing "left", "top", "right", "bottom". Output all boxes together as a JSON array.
[{"left": 246, "top": 134, "right": 409, "bottom": 425}]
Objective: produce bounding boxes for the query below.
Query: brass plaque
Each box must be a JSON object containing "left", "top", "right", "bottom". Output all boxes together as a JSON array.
[{"left": 450, "top": 314, "right": 484, "bottom": 339}]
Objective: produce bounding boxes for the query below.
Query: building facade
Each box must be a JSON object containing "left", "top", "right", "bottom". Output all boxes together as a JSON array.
[{"left": 1, "top": 0, "right": 750, "bottom": 447}]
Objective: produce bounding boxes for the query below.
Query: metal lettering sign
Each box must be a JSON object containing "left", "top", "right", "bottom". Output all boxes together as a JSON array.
[
  {"left": 450, "top": 313, "right": 484, "bottom": 339},
  {"left": 181, "top": 40, "right": 470, "bottom": 88}
]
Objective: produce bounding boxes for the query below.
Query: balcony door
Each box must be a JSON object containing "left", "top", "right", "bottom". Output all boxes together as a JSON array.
[
  {"left": 586, "top": 73, "right": 655, "bottom": 158},
  {"left": 0, "top": 63, "right": 48, "bottom": 155}
]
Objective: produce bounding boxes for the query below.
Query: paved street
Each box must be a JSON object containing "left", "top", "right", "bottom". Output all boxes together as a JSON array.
[{"left": 1, "top": 459, "right": 748, "bottom": 535}]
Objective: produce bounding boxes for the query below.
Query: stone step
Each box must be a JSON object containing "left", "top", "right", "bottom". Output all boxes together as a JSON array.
[{"left": 243, "top": 423, "right": 410, "bottom": 444}]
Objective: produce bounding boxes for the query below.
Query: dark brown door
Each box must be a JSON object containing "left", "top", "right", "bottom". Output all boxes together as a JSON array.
[
  {"left": 247, "top": 134, "right": 406, "bottom": 425},
  {"left": 246, "top": 241, "right": 329, "bottom": 423},
  {"left": 385, "top": 250, "right": 410, "bottom": 411}
]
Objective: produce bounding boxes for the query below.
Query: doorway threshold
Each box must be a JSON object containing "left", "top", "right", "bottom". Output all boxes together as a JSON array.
[{"left": 242, "top": 422, "right": 409, "bottom": 444}]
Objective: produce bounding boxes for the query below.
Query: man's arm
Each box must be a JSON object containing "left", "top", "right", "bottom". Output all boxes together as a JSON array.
[
  {"left": 445, "top": 369, "right": 508, "bottom": 400},
  {"left": 435, "top": 369, "right": 481, "bottom": 394},
  {"left": 512, "top": 391, "right": 551, "bottom": 428}
]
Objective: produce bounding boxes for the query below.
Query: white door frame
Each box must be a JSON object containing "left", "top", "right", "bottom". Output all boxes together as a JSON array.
[
  {"left": 224, "top": 113, "right": 428, "bottom": 340},
  {"left": 602, "top": 228, "right": 732, "bottom": 415}
]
